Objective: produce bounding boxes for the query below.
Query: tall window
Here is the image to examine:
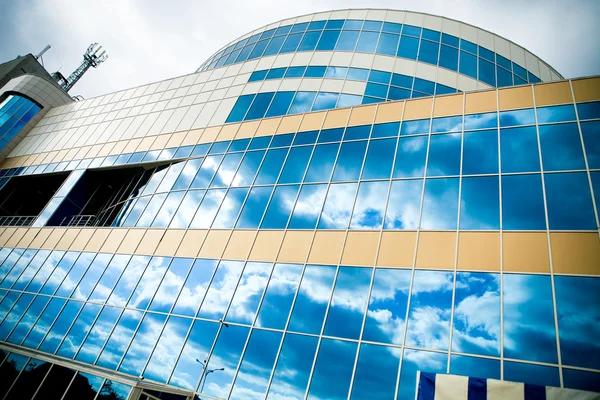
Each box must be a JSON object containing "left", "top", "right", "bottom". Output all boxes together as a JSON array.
[{"left": 0, "top": 95, "right": 41, "bottom": 152}]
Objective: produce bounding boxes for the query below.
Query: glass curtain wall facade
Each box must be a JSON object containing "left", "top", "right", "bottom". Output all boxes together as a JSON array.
[{"left": 0, "top": 9, "right": 598, "bottom": 400}]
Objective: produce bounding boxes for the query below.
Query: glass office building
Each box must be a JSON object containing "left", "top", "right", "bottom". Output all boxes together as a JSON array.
[{"left": 0, "top": 9, "right": 599, "bottom": 400}]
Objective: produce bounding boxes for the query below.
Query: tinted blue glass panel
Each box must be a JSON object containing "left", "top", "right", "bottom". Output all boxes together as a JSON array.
[
  {"left": 421, "top": 178, "right": 459, "bottom": 229},
  {"left": 350, "top": 343, "right": 400, "bottom": 400},
  {"left": 563, "top": 369, "right": 600, "bottom": 393},
  {"left": 312, "top": 92, "right": 339, "bottom": 111},
  {"left": 344, "top": 125, "right": 371, "bottom": 140},
  {"left": 459, "top": 51, "right": 477, "bottom": 79},
  {"left": 169, "top": 190, "right": 203, "bottom": 229},
  {"left": 266, "top": 67, "right": 286, "bottom": 80},
  {"left": 504, "top": 361, "right": 559, "bottom": 387},
  {"left": 363, "top": 268, "right": 411, "bottom": 343},
  {"left": 191, "top": 143, "right": 210, "bottom": 157},
  {"left": 394, "top": 135, "right": 428, "bottom": 178},
  {"left": 308, "top": 339, "right": 356, "bottom": 400},
  {"left": 325, "top": 66, "right": 348, "bottom": 79},
  {"left": 231, "top": 150, "right": 264, "bottom": 187},
  {"left": 256, "top": 263, "right": 303, "bottom": 329},
  {"left": 305, "top": 143, "right": 339, "bottom": 182},
  {"left": 504, "top": 274, "right": 557, "bottom": 363},
  {"left": 497, "top": 66, "right": 513, "bottom": 87},
  {"left": 317, "top": 30, "right": 341, "bottom": 51},
  {"left": 350, "top": 181, "right": 389, "bottom": 229},
  {"left": 271, "top": 133, "right": 294, "bottom": 147},
  {"left": 319, "top": 128, "right": 344, "bottom": 143},
  {"left": 537, "top": 104, "right": 577, "bottom": 123},
  {"left": 462, "top": 129, "right": 498, "bottom": 175},
  {"left": 285, "top": 66, "right": 306, "bottom": 78},
  {"left": 545, "top": 172, "right": 595, "bottom": 230},
  {"left": 22, "top": 297, "right": 66, "bottom": 349},
  {"left": 298, "top": 31, "right": 321, "bottom": 51},
  {"left": 288, "top": 184, "right": 327, "bottom": 229},
  {"left": 418, "top": 39, "right": 439, "bottom": 65},
  {"left": 500, "top": 126, "right": 540, "bottom": 172},
  {"left": 577, "top": 101, "right": 600, "bottom": 120},
  {"left": 356, "top": 31, "right": 379, "bottom": 53},
  {"left": 332, "top": 141, "right": 367, "bottom": 181},
  {"left": 226, "top": 262, "right": 271, "bottom": 325},
  {"left": 127, "top": 256, "right": 170, "bottom": 310},
  {"left": 335, "top": 30, "right": 359, "bottom": 51},
  {"left": 196, "top": 260, "right": 244, "bottom": 320},
  {"left": 368, "top": 70, "right": 391, "bottom": 84},
  {"left": 263, "top": 35, "right": 286, "bottom": 56},
  {"left": 581, "top": 121, "right": 600, "bottom": 169},
  {"left": 324, "top": 266, "right": 371, "bottom": 339},
  {"left": 400, "top": 119, "right": 429, "bottom": 135},
  {"left": 555, "top": 276, "right": 600, "bottom": 370},
  {"left": 438, "top": 45, "right": 459, "bottom": 71},
  {"left": 388, "top": 86, "right": 411, "bottom": 100},
  {"left": 56, "top": 302, "right": 102, "bottom": 358},
  {"left": 7, "top": 295, "right": 50, "bottom": 344},
  {"left": 499, "top": 108, "right": 536, "bottom": 127},
  {"left": 169, "top": 319, "right": 218, "bottom": 390},
  {"left": 280, "top": 33, "right": 303, "bottom": 52},
  {"left": 460, "top": 176, "right": 500, "bottom": 230},
  {"left": 539, "top": 123, "right": 585, "bottom": 171},
  {"left": 450, "top": 355, "right": 500, "bottom": 380},
  {"left": 427, "top": 133, "right": 461, "bottom": 176},
  {"left": 372, "top": 122, "right": 400, "bottom": 138},
  {"left": 289, "top": 92, "right": 316, "bottom": 114},
  {"left": 479, "top": 58, "right": 496, "bottom": 86},
  {"left": 287, "top": 265, "right": 335, "bottom": 334},
  {"left": 171, "top": 259, "right": 217, "bottom": 317},
  {"left": 267, "top": 333, "right": 318, "bottom": 399},
  {"left": 255, "top": 148, "right": 288, "bottom": 184},
  {"left": 305, "top": 66, "right": 326, "bottom": 78},
  {"left": 230, "top": 329, "right": 282, "bottom": 399},
  {"left": 362, "top": 138, "right": 396, "bottom": 179},
  {"left": 364, "top": 83, "right": 388, "bottom": 98},
  {"left": 261, "top": 185, "right": 300, "bottom": 228},
  {"left": 236, "top": 186, "right": 273, "bottom": 228},
  {"left": 501, "top": 174, "right": 545, "bottom": 230},
  {"left": 376, "top": 33, "right": 399, "bottom": 56},
  {"left": 278, "top": 146, "right": 312, "bottom": 183},
  {"left": 39, "top": 300, "right": 83, "bottom": 354},
  {"left": 397, "top": 35, "right": 419, "bottom": 59},
  {"left": 245, "top": 92, "right": 274, "bottom": 120},
  {"left": 464, "top": 112, "right": 497, "bottom": 130},
  {"left": 249, "top": 135, "right": 271, "bottom": 150},
  {"left": 319, "top": 183, "right": 358, "bottom": 229},
  {"left": 399, "top": 350, "right": 447, "bottom": 399},
  {"left": 385, "top": 179, "right": 423, "bottom": 229},
  {"left": 202, "top": 324, "right": 249, "bottom": 397},
  {"left": 406, "top": 270, "right": 454, "bottom": 350},
  {"left": 431, "top": 116, "right": 462, "bottom": 133},
  {"left": 347, "top": 67, "right": 369, "bottom": 81},
  {"left": 226, "top": 94, "right": 254, "bottom": 123},
  {"left": 248, "top": 70, "right": 268, "bottom": 82},
  {"left": 452, "top": 272, "right": 500, "bottom": 356}
]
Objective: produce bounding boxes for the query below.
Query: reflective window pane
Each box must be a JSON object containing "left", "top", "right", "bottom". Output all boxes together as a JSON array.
[
  {"left": 539, "top": 123, "right": 585, "bottom": 171},
  {"left": 76, "top": 306, "right": 121, "bottom": 364},
  {"left": 427, "top": 133, "right": 461, "bottom": 176},
  {"left": 504, "top": 361, "right": 559, "bottom": 387},
  {"left": 236, "top": 186, "right": 273, "bottom": 228},
  {"left": 385, "top": 179, "right": 423, "bottom": 229},
  {"left": 450, "top": 355, "right": 500, "bottom": 380},
  {"left": 394, "top": 135, "right": 428, "bottom": 178},
  {"left": 288, "top": 184, "right": 327, "bottom": 229},
  {"left": 581, "top": 121, "right": 600, "bottom": 169},
  {"left": 108, "top": 256, "right": 150, "bottom": 306},
  {"left": 500, "top": 126, "right": 540, "bottom": 173},
  {"left": 361, "top": 138, "right": 396, "bottom": 179},
  {"left": 350, "top": 343, "right": 401, "bottom": 400},
  {"left": 197, "top": 261, "right": 245, "bottom": 319},
  {"left": 119, "top": 312, "right": 167, "bottom": 376},
  {"left": 39, "top": 300, "right": 83, "bottom": 354},
  {"left": 545, "top": 172, "right": 596, "bottom": 230},
  {"left": 350, "top": 181, "right": 389, "bottom": 229},
  {"left": 304, "top": 143, "right": 339, "bottom": 182},
  {"left": 363, "top": 268, "right": 411, "bottom": 344},
  {"left": 452, "top": 272, "right": 500, "bottom": 356},
  {"left": 318, "top": 183, "right": 358, "bottom": 229},
  {"left": 212, "top": 187, "right": 249, "bottom": 229},
  {"left": 57, "top": 302, "right": 102, "bottom": 359},
  {"left": 406, "top": 270, "right": 454, "bottom": 350},
  {"left": 268, "top": 333, "right": 318, "bottom": 399},
  {"left": 420, "top": 178, "right": 459, "bottom": 230},
  {"left": 149, "top": 257, "right": 193, "bottom": 313},
  {"left": 256, "top": 263, "right": 303, "bottom": 329},
  {"left": 555, "top": 276, "right": 600, "bottom": 369},
  {"left": 230, "top": 329, "right": 282, "bottom": 399},
  {"left": 503, "top": 274, "right": 558, "bottom": 363},
  {"left": 261, "top": 185, "right": 300, "bottom": 229},
  {"left": 501, "top": 174, "right": 546, "bottom": 230},
  {"left": 127, "top": 256, "right": 170, "bottom": 310},
  {"left": 460, "top": 176, "right": 500, "bottom": 230},
  {"left": 144, "top": 316, "right": 192, "bottom": 383},
  {"left": 307, "top": 339, "right": 357, "bottom": 400},
  {"left": 288, "top": 265, "right": 336, "bottom": 334},
  {"left": 462, "top": 129, "right": 499, "bottom": 175},
  {"left": 332, "top": 141, "right": 367, "bottom": 181},
  {"left": 226, "top": 262, "right": 271, "bottom": 324},
  {"left": 324, "top": 267, "right": 371, "bottom": 340},
  {"left": 398, "top": 349, "right": 447, "bottom": 400},
  {"left": 96, "top": 309, "right": 144, "bottom": 370}
]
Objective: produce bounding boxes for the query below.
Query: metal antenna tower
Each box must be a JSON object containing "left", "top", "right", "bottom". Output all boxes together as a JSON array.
[{"left": 55, "top": 43, "right": 107, "bottom": 92}]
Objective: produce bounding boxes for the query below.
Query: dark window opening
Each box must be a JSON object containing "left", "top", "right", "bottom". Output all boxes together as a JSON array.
[
  {"left": 0, "top": 172, "right": 68, "bottom": 226},
  {"left": 47, "top": 164, "right": 165, "bottom": 227}
]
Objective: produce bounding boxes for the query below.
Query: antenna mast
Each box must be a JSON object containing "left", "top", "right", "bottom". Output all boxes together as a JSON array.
[{"left": 55, "top": 43, "right": 108, "bottom": 92}]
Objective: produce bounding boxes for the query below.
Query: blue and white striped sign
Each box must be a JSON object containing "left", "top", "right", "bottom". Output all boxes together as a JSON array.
[{"left": 416, "top": 372, "right": 600, "bottom": 400}]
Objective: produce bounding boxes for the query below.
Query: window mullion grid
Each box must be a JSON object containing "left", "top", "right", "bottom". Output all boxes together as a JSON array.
[
  {"left": 531, "top": 85, "right": 564, "bottom": 387},
  {"left": 396, "top": 94, "right": 435, "bottom": 397},
  {"left": 446, "top": 94, "right": 466, "bottom": 374}
]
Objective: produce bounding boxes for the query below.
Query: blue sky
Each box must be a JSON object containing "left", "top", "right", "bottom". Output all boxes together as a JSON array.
[{"left": 1, "top": 0, "right": 598, "bottom": 99}]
